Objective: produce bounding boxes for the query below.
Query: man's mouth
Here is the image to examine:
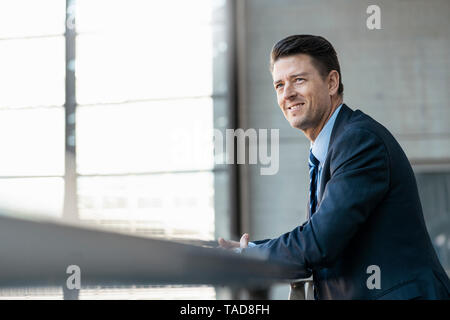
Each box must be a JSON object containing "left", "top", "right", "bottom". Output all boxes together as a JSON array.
[{"left": 287, "top": 103, "right": 305, "bottom": 111}]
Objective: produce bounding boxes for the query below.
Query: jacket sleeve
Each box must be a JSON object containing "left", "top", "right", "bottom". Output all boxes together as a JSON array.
[{"left": 242, "top": 128, "right": 390, "bottom": 274}]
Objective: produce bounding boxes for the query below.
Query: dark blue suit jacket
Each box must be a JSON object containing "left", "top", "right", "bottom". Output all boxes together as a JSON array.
[{"left": 244, "top": 104, "right": 450, "bottom": 299}]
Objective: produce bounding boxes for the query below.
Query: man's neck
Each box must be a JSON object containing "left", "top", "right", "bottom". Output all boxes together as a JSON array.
[{"left": 305, "top": 97, "right": 343, "bottom": 143}]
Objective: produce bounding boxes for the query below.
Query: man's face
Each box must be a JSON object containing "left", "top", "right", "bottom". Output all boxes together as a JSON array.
[{"left": 272, "top": 54, "right": 332, "bottom": 134}]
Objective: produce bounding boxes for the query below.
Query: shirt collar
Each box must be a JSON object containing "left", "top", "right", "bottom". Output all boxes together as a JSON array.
[{"left": 310, "top": 104, "right": 343, "bottom": 165}]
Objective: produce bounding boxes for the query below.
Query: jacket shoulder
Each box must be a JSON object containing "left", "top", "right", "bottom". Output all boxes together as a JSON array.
[{"left": 344, "top": 109, "right": 390, "bottom": 138}]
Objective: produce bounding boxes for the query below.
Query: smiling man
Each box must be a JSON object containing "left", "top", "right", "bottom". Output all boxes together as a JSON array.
[{"left": 218, "top": 35, "right": 450, "bottom": 300}]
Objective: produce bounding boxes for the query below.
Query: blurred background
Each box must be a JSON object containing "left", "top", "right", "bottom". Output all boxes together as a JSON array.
[{"left": 0, "top": 0, "right": 448, "bottom": 299}]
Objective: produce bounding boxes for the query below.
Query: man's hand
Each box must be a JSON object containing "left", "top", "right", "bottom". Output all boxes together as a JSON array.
[{"left": 218, "top": 233, "right": 249, "bottom": 250}]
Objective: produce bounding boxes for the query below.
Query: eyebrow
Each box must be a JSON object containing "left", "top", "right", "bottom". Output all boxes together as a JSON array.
[{"left": 273, "top": 72, "right": 310, "bottom": 85}]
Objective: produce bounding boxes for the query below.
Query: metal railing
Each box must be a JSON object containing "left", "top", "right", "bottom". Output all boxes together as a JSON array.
[{"left": 0, "top": 211, "right": 311, "bottom": 299}]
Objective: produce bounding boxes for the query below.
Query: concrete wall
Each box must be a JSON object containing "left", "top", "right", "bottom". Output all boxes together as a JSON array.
[{"left": 236, "top": 0, "right": 450, "bottom": 299}]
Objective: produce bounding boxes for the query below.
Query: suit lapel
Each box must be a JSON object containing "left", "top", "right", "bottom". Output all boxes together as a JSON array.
[{"left": 317, "top": 104, "right": 353, "bottom": 203}]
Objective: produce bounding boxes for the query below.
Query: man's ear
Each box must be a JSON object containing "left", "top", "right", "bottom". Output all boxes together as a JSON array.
[{"left": 327, "top": 70, "right": 340, "bottom": 96}]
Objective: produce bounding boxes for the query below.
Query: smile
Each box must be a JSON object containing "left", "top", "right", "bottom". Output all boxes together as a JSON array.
[{"left": 287, "top": 103, "right": 305, "bottom": 111}]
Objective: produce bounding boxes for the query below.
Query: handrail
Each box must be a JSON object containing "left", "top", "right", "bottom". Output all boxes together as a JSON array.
[{"left": 0, "top": 212, "right": 307, "bottom": 289}]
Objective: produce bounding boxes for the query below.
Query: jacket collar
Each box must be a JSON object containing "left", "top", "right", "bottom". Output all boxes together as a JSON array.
[
  {"left": 328, "top": 103, "right": 354, "bottom": 151},
  {"left": 316, "top": 104, "right": 354, "bottom": 202}
]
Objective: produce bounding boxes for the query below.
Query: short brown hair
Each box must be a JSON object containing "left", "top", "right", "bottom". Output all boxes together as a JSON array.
[{"left": 270, "top": 35, "right": 344, "bottom": 95}]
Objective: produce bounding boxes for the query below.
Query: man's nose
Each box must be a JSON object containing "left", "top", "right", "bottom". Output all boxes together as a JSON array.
[{"left": 283, "top": 83, "right": 297, "bottom": 101}]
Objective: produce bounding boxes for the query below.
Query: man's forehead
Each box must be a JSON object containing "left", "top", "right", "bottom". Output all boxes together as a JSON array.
[{"left": 272, "top": 54, "right": 314, "bottom": 80}]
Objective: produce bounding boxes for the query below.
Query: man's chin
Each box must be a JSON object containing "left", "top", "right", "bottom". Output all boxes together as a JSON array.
[{"left": 289, "top": 119, "right": 307, "bottom": 130}]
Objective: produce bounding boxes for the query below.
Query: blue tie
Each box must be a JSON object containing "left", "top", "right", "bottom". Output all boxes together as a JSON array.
[{"left": 308, "top": 149, "right": 320, "bottom": 219}]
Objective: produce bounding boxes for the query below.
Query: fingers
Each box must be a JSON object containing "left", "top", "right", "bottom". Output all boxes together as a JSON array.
[
  {"left": 218, "top": 234, "right": 250, "bottom": 250},
  {"left": 240, "top": 233, "right": 249, "bottom": 248},
  {"left": 217, "top": 237, "right": 240, "bottom": 249}
]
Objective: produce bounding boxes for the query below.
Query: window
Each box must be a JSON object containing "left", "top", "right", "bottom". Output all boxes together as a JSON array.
[
  {"left": 74, "top": 0, "right": 218, "bottom": 243},
  {"left": 0, "top": 0, "right": 231, "bottom": 300},
  {"left": 0, "top": 0, "right": 65, "bottom": 219},
  {"left": 415, "top": 172, "right": 450, "bottom": 276}
]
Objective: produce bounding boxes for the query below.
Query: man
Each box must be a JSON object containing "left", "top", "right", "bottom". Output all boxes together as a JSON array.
[{"left": 218, "top": 35, "right": 450, "bottom": 299}]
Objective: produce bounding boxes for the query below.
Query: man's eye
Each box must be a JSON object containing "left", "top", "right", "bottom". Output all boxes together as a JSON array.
[
  {"left": 296, "top": 78, "right": 305, "bottom": 82},
  {"left": 275, "top": 83, "right": 283, "bottom": 89}
]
